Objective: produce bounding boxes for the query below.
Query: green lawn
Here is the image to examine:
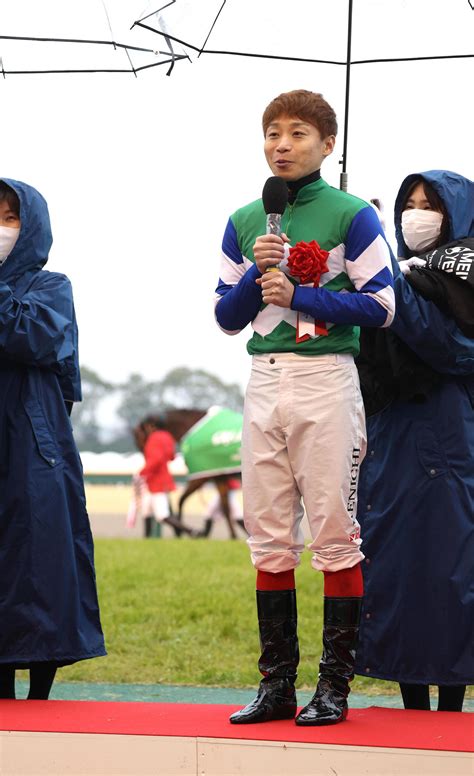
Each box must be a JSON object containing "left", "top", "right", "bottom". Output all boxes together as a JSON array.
[{"left": 59, "top": 538, "right": 398, "bottom": 695}]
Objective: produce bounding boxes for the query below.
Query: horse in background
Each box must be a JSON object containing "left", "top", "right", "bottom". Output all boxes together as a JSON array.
[{"left": 163, "top": 408, "right": 246, "bottom": 540}]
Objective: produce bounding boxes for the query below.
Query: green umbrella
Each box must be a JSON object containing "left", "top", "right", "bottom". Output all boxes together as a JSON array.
[{"left": 180, "top": 406, "right": 242, "bottom": 479}]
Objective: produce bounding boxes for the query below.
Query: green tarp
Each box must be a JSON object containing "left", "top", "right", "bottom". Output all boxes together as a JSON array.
[{"left": 180, "top": 406, "right": 242, "bottom": 479}]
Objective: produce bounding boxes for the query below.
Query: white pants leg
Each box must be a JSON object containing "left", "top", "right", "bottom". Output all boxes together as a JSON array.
[
  {"left": 148, "top": 492, "right": 171, "bottom": 522},
  {"left": 242, "top": 353, "right": 366, "bottom": 573}
]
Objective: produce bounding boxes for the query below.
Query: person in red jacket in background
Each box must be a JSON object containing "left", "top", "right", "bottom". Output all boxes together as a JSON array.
[{"left": 135, "top": 415, "right": 196, "bottom": 538}]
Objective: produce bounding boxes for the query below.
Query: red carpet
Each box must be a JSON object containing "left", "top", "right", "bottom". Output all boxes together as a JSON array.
[{"left": 0, "top": 701, "right": 472, "bottom": 752}]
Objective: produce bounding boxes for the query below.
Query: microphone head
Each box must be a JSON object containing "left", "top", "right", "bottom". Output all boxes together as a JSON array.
[{"left": 262, "top": 176, "right": 288, "bottom": 215}]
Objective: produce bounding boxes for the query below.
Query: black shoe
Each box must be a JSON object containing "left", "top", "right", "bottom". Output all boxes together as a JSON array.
[
  {"left": 230, "top": 678, "right": 297, "bottom": 724},
  {"left": 295, "top": 596, "right": 362, "bottom": 727},
  {"left": 230, "top": 588, "right": 299, "bottom": 724}
]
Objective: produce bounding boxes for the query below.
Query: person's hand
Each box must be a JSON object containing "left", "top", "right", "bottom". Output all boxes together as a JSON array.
[
  {"left": 398, "top": 257, "right": 427, "bottom": 275},
  {"left": 256, "top": 269, "right": 295, "bottom": 308},
  {"left": 253, "top": 233, "right": 289, "bottom": 274}
]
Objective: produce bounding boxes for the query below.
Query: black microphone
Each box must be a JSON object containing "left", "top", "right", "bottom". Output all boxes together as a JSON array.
[
  {"left": 262, "top": 176, "right": 288, "bottom": 236},
  {"left": 262, "top": 176, "right": 288, "bottom": 273}
]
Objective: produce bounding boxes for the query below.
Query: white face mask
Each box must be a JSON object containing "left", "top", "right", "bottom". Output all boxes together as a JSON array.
[
  {"left": 0, "top": 226, "right": 20, "bottom": 266},
  {"left": 401, "top": 209, "right": 443, "bottom": 253}
]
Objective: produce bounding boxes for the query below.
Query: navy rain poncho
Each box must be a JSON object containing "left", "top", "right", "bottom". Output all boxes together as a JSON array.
[
  {"left": 0, "top": 178, "right": 106, "bottom": 667},
  {"left": 355, "top": 170, "right": 474, "bottom": 686}
]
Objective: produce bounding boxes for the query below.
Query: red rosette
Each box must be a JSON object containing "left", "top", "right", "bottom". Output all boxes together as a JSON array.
[{"left": 287, "top": 240, "right": 330, "bottom": 286}]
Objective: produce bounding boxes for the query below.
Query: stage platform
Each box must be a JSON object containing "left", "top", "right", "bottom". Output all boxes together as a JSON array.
[{"left": 0, "top": 700, "right": 472, "bottom": 775}]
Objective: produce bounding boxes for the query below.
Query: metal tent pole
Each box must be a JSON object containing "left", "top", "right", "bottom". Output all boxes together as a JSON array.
[{"left": 340, "top": 0, "right": 353, "bottom": 191}]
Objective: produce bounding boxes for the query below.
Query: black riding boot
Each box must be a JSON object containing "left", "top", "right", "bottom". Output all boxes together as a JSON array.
[
  {"left": 229, "top": 589, "right": 299, "bottom": 724},
  {"left": 295, "top": 596, "right": 362, "bottom": 726}
]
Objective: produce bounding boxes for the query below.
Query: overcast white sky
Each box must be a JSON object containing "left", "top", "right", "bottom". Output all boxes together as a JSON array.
[{"left": 2, "top": 0, "right": 473, "bottom": 391}]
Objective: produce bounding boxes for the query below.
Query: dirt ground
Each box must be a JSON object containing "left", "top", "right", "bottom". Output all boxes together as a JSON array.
[
  {"left": 86, "top": 483, "right": 311, "bottom": 540},
  {"left": 86, "top": 482, "right": 244, "bottom": 540}
]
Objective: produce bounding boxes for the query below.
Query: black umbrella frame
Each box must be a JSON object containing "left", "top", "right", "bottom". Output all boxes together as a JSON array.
[
  {"left": 133, "top": 0, "right": 474, "bottom": 190},
  {"left": 1, "top": 0, "right": 472, "bottom": 188}
]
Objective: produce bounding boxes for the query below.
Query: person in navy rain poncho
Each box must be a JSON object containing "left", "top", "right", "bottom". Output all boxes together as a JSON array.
[
  {"left": 0, "top": 179, "right": 106, "bottom": 700},
  {"left": 355, "top": 170, "right": 474, "bottom": 712}
]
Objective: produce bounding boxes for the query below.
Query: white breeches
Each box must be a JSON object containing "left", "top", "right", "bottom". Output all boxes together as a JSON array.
[
  {"left": 139, "top": 490, "right": 171, "bottom": 522},
  {"left": 242, "top": 353, "right": 367, "bottom": 573}
]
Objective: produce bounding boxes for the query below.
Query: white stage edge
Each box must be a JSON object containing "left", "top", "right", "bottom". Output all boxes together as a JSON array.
[{"left": 0, "top": 731, "right": 472, "bottom": 776}]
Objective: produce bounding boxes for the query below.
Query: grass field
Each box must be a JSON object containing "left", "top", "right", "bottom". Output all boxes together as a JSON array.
[{"left": 56, "top": 538, "right": 403, "bottom": 696}]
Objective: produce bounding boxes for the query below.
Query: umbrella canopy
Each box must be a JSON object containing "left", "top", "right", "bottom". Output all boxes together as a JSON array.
[
  {"left": 180, "top": 406, "right": 242, "bottom": 479},
  {"left": 133, "top": 0, "right": 474, "bottom": 187},
  {"left": 3, "top": 2, "right": 471, "bottom": 176},
  {"left": 0, "top": 0, "right": 188, "bottom": 75},
  {"left": 135, "top": 0, "right": 474, "bottom": 71}
]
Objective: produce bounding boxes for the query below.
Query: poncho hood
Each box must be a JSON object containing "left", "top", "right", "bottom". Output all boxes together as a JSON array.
[
  {"left": 0, "top": 177, "right": 52, "bottom": 283},
  {"left": 394, "top": 170, "right": 474, "bottom": 258}
]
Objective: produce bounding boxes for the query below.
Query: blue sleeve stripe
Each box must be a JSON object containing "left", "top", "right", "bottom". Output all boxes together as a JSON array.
[
  {"left": 291, "top": 284, "right": 387, "bottom": 327},
  {"left": 222, "top": 218, "right": 243, "bottom": 265},
  {"left": 345, "top": 206, "right": 386, "bottom": 263},
  {"left": 214, "top": 263, "right": 263, "bottom": 332},
  {"left": 359, "top": 265, "right": 393, "bottom": 293}
]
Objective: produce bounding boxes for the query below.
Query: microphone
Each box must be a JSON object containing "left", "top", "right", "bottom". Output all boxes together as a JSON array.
[
  {"left": 262, "top": 176, "right": 288, "bottom": 236},
  {"left": 262, "top": 176, "right": 288, "bottom": 272}
]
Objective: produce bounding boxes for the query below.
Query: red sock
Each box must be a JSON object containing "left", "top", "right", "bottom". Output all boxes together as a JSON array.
[
  {"left": 256, "top": 569, "right": 295, "bottom": 591},
  {"left": 323, "top": 564, "right": 363, "bottom": 597}
]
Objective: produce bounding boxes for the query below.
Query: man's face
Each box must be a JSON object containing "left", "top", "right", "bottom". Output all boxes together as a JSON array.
[{"left": 264, "top": 114, "right": 335, "bottom": 181}]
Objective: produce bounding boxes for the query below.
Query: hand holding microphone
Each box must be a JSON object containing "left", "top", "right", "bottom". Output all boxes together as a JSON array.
[
  {"left": 253, "top": 176, "right": 289, "bottom": 274},
  {"left": 255, "top": 177, "right": 295, "bottom": 308}
]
